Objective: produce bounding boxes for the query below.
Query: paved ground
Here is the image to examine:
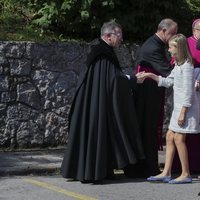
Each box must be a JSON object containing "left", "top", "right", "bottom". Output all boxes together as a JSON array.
[
  {"left": 1, "top": 148, "right": 200, "bottom": 200},
  {"left": 0, "top": 148, "right": 65, "bottom": 176},
  {"left": 1, "top": 175, "right": 200, "bottom": 200},
  {"left": 0, "top": 147, "right": 165, "bottom": 176}
]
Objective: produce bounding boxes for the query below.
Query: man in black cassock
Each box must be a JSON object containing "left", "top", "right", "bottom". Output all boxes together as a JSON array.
[
  {"left": 61, "top": 20, "right": 145, "bottom": 183},
  {"left": 133, "top": 18, "right": 178, "bottom": 177}
]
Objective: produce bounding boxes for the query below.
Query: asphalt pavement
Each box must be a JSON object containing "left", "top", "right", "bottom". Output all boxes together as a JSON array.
[
  {"left": 0, "top": 147, "right": 66, "bottom": 176},
  {"left": 0, "top": 147, "right": 165, "bottom": 176}
]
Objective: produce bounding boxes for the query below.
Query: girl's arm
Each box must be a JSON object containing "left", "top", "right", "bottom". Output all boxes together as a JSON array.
[
  {"left": 143, "top": 73, "right": 159, "bottom": 82},
  {"left": 178, "top": 107, "right": 188, "bottom": 126},
  {"left": 181, "top": 63, "right": 193, "bottom": 108},
  {"left": 142, "top": 70, "right": 174, "bottom": 88},
  {"left": 178, "top": 62, "right": 194, "bottom": 126}
]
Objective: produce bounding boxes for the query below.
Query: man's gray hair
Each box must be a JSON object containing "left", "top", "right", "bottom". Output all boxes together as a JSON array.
[
  {"left": 192, "top": 19, "right": 200, "bottom": 29},
  {"left": 157, "top": 18, "right": 177, "bottom": 31},
  {"left": 100, "top": 20, "right": 122, "bottom": 36}
]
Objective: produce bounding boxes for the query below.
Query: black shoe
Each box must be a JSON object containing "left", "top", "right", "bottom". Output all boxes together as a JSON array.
[
  {"left": 106, "top": 169, "right": 117, "bottom": 180},
  {"left": 124, "top": 164, "right": 147, "bottom": 178},
  {"left": 81, "top": 180, "right": 93, "bottom": 184},
  {"left": 106, "top": 174, "right": 117, "bottom": 180},
  {"left": 124, "top": 171, "right": 147, "bottom": 178}
]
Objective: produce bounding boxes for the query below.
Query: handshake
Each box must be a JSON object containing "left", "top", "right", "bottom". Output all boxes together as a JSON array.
[
  {"left": 126, "top": 72, "right": 157, "bottom": 84},
  {"left": 136, "top": 71, "right": 159, "bottom": 83},
  {"left": 136, "top": 71, "right": 148, "bottom": 83}
]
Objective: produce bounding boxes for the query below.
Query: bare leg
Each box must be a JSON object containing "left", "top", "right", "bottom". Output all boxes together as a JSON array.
[
  {"left": 161, "top": 130, "right": 176, "bottom": 176},
  {"left": 173, "top": 132, "right": 190, "bottom": 181},
  {"left": 150, "top": 130, "right": 175, "bottom": 178}
]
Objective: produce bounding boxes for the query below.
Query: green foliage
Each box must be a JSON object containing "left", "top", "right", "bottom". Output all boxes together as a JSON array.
[
  {"left": 186, "top": 0, "right": 200, "bottom": 12},
  {"left": 1, "top": 0, "right": 200, "bottom": 42},
  {"left": 33, "top": 2, "right": 58, "bottom": 29}
]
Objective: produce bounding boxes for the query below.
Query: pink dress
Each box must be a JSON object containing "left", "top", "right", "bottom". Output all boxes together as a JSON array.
[{"left": 172, "top": 36, "right": 200, "bottom": 173}]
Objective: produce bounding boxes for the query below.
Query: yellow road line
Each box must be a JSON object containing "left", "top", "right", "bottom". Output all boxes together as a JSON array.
[{"left": 24, "top": 178, "right": 97, "bottom": 200}]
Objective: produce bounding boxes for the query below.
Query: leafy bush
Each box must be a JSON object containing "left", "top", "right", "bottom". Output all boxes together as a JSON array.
[{"left": 1, "top": 0, "right": 200, "bottom": 42}]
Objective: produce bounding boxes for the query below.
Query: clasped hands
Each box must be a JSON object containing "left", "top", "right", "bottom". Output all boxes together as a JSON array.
[{"left": 136, "top": 71, "right": 152, "bottom": 83}]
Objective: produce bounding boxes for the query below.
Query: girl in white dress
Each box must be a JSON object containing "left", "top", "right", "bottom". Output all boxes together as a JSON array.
[{"left": 143, "top": 34, "right": 200, "bottom": 184}]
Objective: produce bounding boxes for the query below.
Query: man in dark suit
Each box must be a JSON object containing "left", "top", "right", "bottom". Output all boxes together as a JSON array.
[{"left": 133, "top": 18, "right": 178, "bottom": 177}]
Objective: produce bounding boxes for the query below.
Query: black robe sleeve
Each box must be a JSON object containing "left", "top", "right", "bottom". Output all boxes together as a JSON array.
[
  {"left": 129, "top": 75, "right": 138, "bottom": 90},
  {"left": 137, "top": 34, "right": 172, "bottom": 77}
]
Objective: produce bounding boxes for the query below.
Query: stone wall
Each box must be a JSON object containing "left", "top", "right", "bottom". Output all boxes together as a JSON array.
[{"left": 0, "top": 41, "right": 172, "bottom": 149}]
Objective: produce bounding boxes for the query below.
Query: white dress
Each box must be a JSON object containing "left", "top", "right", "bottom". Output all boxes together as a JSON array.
[{"left": 158, "top": 61, "right": 200, "bottom": 134}]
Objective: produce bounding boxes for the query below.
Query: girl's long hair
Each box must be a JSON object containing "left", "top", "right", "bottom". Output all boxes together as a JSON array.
[{"left": 169, "top": 34, "right": 193, "bottom": 65}]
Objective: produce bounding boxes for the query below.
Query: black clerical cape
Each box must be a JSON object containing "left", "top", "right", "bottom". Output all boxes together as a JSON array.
[{"left": 61, "top": 39, "right": 144, "bottom": 182}]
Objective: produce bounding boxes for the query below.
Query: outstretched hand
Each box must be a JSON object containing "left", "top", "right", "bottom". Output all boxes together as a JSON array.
[
  {"left": 136, "top": 72, "right": 155, "bottom": 83},
  {"left": 136, "top": 71, "right": 146, "bottom": 83}
]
